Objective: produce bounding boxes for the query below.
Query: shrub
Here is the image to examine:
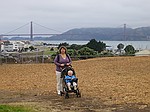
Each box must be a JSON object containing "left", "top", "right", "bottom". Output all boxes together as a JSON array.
[
  {"left": 86, "top": 39, "right": 106, "bottom": 52},
  {"left": 78, "top": 47, "right": 97, "bottom": 56},
  {"left": 124, "top": 45, "right": 136, "bottom": 55}
]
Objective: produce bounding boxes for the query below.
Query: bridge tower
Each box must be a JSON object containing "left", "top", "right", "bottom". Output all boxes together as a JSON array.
[
  {"left": 123, "top": 24, "right": 126, "bottom": 41},
  {"left": 30, "top": 21, "right": 33, "bottom": 41}
]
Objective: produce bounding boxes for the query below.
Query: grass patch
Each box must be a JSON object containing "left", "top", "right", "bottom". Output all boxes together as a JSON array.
[
  {"left": 0, "top": 105, "right": 34, "bottom": 112},
  {"left": 44, "top": 50, "right": 56, "bottom": 55}
]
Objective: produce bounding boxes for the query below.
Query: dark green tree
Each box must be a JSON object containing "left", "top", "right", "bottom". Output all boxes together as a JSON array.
[
  {"left": 117, "top": 43, "right": 124, "bottom": 50},
  {"left": 117, "top": 43, "right": 124, "bottom": 55},
  {"left": 50, "top": 47, "right": 54, "bottom": 51},
  {"left": 67, "top": 49, "right": 78, "bottom": 56},
  {"left": 58, "top": 42, "right": 69, "bottom": 49},
  {"left": 124, "top": 45, "right": 136, "bottom": 55},
  {"left": 29, "top": 46, "right": 35, "bottom": 51},
  {"left": 69, "top": 44, "right": 82, "bottom": 50},
  {"left": 86, "top": 39, "right": 106, "bottom": 52},
  {"left": 78, "top": 47, "right": 97, "bottom": 55}
]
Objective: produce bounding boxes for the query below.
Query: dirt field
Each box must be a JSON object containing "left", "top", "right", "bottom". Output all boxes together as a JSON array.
[{"left": 0, "top": 56, "right": 150, "bottom": 112}]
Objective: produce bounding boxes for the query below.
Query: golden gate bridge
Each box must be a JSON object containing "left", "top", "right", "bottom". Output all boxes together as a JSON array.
[
  {"left": 0, "top": 21, "right": 63, "bottom": 41},
  {"left": 0, "top": 22, "right": 147, "bottom": 42}
]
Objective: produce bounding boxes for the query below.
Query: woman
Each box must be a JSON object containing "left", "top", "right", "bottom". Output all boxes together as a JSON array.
[{"left": 54, "top": 46, "right": 72, "bottom": 95}]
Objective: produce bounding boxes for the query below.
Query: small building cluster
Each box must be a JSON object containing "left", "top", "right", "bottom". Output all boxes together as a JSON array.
[{"left": 0, "top": 40, "right": 31, "bottom": 52}]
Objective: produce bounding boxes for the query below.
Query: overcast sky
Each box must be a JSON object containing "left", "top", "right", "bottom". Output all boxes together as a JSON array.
[{"left": 0, "top": 0, "right": 150, "bottom": 34}]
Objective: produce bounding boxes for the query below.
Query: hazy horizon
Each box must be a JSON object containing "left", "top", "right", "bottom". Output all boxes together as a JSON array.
[{"left": 1, "top": 0, "right": 150, "bottom": 34}]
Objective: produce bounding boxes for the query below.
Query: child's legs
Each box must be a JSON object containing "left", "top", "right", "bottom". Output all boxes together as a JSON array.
[
  {"left": 73, "top": 82, "right": 77, "bottom": 90},
  {"left": 67, "top": 82, "right": 71, "bottom": 90},
  {"left": 73, "top": 82, "right": 77, "bottom": 86},
  {"left": 67, "top": 82, "right": 71, "bottom": 87}
]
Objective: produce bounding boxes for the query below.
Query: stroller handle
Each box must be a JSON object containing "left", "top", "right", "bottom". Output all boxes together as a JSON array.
[
  {"left": 64, "top": 64, "right": 72, "bottom": 67},
  {"left": 60, "top": 64, "right": 72, "bottom": 69},
  {"left": 61, "top": 65, "right": 75, "bottom": 78}
]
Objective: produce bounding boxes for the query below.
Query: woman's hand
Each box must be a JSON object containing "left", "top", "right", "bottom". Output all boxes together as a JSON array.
[
  {"left": 60, "top": 64, "right": 65, "bottom": 66},
  {"left": 66, "top": 63, "right": 70, "bottom": 66}
]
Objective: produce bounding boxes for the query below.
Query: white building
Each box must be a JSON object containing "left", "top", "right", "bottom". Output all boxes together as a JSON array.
[
  {"left": 3, "top": 43, "right": 13, "bottom": 51},
  {"left": 11, "top": 41, "right": 25, "bottom": 51},
  {"left": 0, "top": 41, "right": 32, "bottom": 52},
  {"left": 0, "top": 41, "right": 13, "bottom": 52}
]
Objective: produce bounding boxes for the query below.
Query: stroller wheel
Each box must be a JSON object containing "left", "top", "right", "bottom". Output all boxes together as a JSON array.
[
  {"left": 60, "top": 91, "right": 64, "bottom": 96},
  {"left": 78, "top": 92, "right": 81, "bottom": 97},
  {"left": 64, "top": 87, "right": 69, "bottom": 99},
  {"left": 65, "top": 92, "right": 69, "bottom": 99},
  {"left": 76, "top": 89, "right": 81, "bottom": 98}
]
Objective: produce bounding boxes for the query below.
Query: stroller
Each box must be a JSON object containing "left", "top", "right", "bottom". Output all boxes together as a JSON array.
[{"left": 61, "top": 65, "right": 81, "bottom": 99}]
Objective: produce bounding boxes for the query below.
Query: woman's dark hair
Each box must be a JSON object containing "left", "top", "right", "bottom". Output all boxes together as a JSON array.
[{"left": 59, "top": 46, "right": 67, "bottom": 54}]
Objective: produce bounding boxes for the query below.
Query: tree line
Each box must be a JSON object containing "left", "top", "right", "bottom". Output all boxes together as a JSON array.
[{"left": 51, "top": 39, "right": 136, "bottom": 59}]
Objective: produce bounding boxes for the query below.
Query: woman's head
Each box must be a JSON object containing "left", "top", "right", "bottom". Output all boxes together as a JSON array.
[{"left": 59, "top": 46, "right": 67, "bottom": 54}]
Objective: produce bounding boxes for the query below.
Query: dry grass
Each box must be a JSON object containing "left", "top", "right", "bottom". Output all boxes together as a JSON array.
[{"left": 0, "top": 56, "right": 150, "bottom": 105}]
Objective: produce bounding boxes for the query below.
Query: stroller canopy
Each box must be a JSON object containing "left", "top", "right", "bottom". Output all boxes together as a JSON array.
[{"left": 61, "top": 66, "right": 75, "bottom": 78}]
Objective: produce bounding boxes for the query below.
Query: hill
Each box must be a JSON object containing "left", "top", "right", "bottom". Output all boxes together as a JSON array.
[
  {"left": 8, "top": 27, "right": 150, "bottom": 41},
  {"left": 49, "top": 27, "right": 150, "bottom": 41}
]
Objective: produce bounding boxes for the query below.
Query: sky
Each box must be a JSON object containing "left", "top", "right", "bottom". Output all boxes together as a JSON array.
[{"left": 0, "top": 0, "right": 150, "bottom": 34}]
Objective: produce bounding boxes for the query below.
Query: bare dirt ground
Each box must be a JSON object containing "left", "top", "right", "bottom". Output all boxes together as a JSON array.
[{"left": 0, "top": 56, "right": 150, "bottom": 112}]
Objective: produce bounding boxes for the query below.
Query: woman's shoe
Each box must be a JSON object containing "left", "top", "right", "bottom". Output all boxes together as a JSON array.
[{"left": 57, "top": 91, "right": 61, "bottom": 95}]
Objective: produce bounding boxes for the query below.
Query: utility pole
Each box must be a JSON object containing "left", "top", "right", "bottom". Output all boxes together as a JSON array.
[
  {"left": 0, "top": 35, "right": 2, "bottom": 65},
  {"left": 123, "top": 24, "right": 126, "bottom": 41},
  {"left": 0, "top": 35, "right": 1, "bottom": 52},
  {"left": 30, "top": 21, "right": 33, "bottom": 41}
]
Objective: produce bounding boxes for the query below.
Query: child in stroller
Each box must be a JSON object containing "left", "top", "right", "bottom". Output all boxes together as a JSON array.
[
  {"left": 65, "top": 70, "right": 77, "bottom": 91},
  {"left": 61, "top": 66, "right": 81, "bottom": 98}
]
